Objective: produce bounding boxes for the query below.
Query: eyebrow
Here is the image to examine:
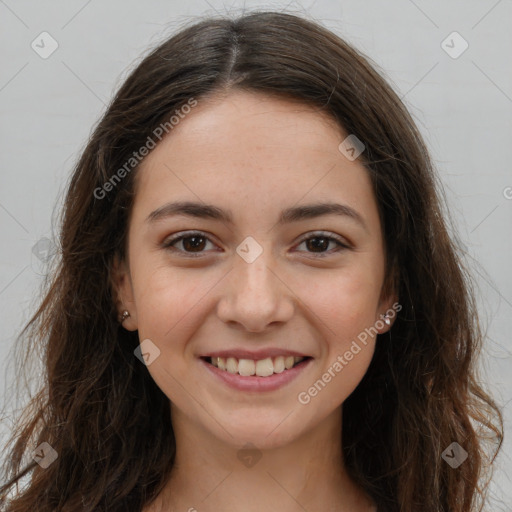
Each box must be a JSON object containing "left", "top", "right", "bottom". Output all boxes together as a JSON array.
[{"left": 146, "top": 200, "right": 367, "bottom": 231}]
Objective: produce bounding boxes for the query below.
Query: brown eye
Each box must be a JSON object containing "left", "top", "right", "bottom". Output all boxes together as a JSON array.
[
  {"left": 295, "top": 232, "right": 350, "bottom": 257},
  {"left": 179, "top": 235, "right": 207, "bottom": 252},
  {"left": 163, "top": 231, "right": 216, "bottom": 256},
  {"left": 305, "top": 236, "right": 331, "bottom": 252}
]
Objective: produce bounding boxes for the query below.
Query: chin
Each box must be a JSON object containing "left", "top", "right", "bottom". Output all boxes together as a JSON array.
[{"left": 210, "top": 412, "right": 305, "bottom": 451}]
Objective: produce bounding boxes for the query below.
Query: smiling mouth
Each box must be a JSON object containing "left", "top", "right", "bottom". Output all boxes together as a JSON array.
[{"left": 201, "top": 355, "right": 311, "bottom": 377}]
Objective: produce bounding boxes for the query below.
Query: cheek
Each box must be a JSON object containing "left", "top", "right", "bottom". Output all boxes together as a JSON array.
[
  {"left": 131, "top": 262, "right": 210, "bottom": 345},
  {"left": 310, "top": 302, "right": 377, "bottom": 411},
  {"left": 302, "top": 266, "right": 380, "bottom": 401},
  {"left": 307, "top": 263, "right": 382, "bottom": 337},
  {"left": 131, "top": 265, "right": 212, "bottom": 403}
]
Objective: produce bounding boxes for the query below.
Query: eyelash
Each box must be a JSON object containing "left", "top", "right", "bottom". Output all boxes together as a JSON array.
[{"left": 161, "top": 230, "right": 350, "bottom": 258}]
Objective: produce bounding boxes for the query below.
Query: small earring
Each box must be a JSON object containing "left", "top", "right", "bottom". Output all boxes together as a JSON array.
[
  {"left": 120, "top": 310, "right": 130, "bottom": 323},
  {"left": 383, "top": 314, "right": 391, "bottom": 326}
]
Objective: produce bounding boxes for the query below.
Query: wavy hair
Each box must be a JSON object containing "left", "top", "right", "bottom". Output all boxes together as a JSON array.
[{"left": 0, "top": 10, "right": 503, "bottom": 512}]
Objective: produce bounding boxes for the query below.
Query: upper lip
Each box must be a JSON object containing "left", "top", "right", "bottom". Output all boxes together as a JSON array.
[{"left": 200, "top": 349, "right": 311, "bottom": 360}]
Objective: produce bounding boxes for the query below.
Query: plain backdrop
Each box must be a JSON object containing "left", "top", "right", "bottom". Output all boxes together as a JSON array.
[{"left": 1, "top": 0, "right": 511, "bottom": 509}]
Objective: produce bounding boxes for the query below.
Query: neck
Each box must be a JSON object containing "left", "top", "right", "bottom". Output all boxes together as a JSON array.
[{"left": 150, "top": 406, "right": 375, "bottom": 512}]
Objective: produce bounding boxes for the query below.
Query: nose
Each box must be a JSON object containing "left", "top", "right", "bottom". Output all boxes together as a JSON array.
[{"left": 216, "top": 248, "right": 295, "bottom": 333}]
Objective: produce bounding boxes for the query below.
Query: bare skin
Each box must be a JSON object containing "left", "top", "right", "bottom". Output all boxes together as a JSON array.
[{"left": 114, "top": 90, "right": 393, "bottom": 512}]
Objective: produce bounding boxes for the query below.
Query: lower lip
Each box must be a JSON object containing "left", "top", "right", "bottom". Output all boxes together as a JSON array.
[{"left": 200, "top": 357, "right": 313, "bottom": 392}]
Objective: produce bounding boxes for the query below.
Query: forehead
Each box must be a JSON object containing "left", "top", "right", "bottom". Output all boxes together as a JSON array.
[
  {"left": 132, "top": 90, "right": 378, "bottom": 230},
  {"left": 157, "top": 90, "right": 346, "bottom": 160}
]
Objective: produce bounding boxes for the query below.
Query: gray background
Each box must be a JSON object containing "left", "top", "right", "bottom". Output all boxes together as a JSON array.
[{"left": 1, "top": 0, "right": 511, "bottom": 508}]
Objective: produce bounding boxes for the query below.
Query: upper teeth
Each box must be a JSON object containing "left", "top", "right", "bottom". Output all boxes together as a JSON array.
[{"left": 210, "top": 356, "right": 305, "bottom": 377}]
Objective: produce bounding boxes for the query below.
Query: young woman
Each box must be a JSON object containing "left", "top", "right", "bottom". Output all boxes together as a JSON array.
[{"left": 0, "top": 10, "right": 503, "bottom": 512}]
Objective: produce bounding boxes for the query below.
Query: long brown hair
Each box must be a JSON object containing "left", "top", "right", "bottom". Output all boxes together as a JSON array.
[{"left": 0, "top": 10, "right": 503, "bottom": 512}]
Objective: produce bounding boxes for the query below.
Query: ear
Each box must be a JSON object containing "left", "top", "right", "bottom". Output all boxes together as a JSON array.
[
  {"left": 376, "top": 267, "right": 400, "bottom": 334},
  {"left": 111, "top": 253, "right": 138, "bottom": 331}
]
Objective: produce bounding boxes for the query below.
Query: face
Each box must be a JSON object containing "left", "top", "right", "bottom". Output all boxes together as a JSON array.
[{"left": 114, "top": 90, "right": 395, "bottom": 450}]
